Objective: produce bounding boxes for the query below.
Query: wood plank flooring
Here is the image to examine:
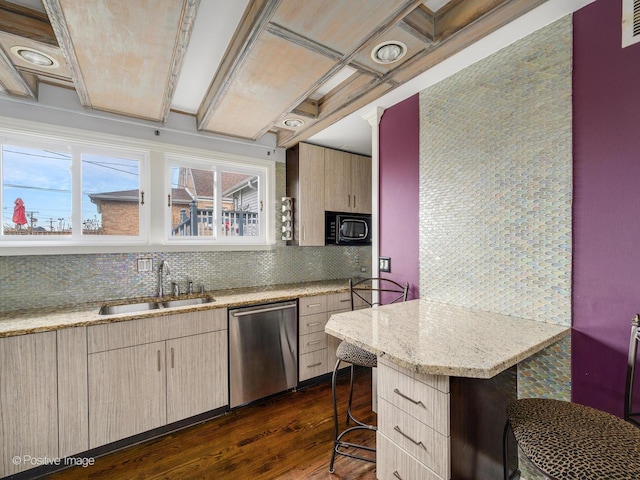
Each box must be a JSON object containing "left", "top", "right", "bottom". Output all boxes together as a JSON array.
[{"left": 48, "top": 369, "right": 377, "bottom": 479}]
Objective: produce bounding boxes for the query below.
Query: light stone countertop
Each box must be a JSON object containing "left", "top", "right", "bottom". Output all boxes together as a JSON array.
[
  {"left": 325, "top": 299, "right": 570, "bottom": 379},
  {"left": 0, "top": 279, "right": 350, "bottom": 338}
]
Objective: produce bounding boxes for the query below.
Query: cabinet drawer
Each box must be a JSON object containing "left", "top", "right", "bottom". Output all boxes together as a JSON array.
[
  {"left": 378, "top": 398, "right": 450, "bottom": 479},
  {"left": 327, "top": 291, "right": 352, "bottom": 312},
  {"left": 378, "top": 361, "right": 449, "bottom": 435},
  {"left": 299, "top": 349, "right": 327, "bottom": 381},
  {"left": 88, "top": 308, "right": 227, "bottom": 353},
  {"left": 299, "top": 295, "right": 328, "bottom": 314},
  {"left": 299, "top": 331, "right": 327, "bottom": 355},
  {"left": 377, "top": 432, "right": 445, "bottom": 480},
  {"left": 299, "top": 312, "right": 328, "bottom": 335}
]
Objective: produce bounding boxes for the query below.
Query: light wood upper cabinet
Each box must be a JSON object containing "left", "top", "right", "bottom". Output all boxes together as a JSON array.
[
  {"left": 287, "top": 143, "right": 372, "bottom": 246},
  {"left": 286, "top": 143, "right": 326, "bottom": 246},
  {"left": 0, "top": 332, "right": 58, "bottom": 477},
  {"left": 324, "top": 150, "right": 372, "bottom": 214},
  {"left": 324, "top": 148, "right": 352, "bottom": 212},
  {"left": 351, "top": 154, "right": 372, "bottom": 214}
]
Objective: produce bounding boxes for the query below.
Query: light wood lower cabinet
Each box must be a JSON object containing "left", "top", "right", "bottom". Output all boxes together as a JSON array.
[
  {"left": 87, "top": 309, "right": 228, "bottom": 448},
  {"left": 89, "top": 341, "right": 167, "bottom": 448},
  {"left": 166, "top": 331, "right": 227, "bottom": 424},
  {"left": 0, "top": 332, "right": 58, "bottom": 477}
]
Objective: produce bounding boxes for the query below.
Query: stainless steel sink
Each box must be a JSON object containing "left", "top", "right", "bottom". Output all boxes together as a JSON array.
[
  {"left": 98, "top": 296, "right": 215, "bottom": 315},
  {"left": 160, "top": 297, "right": 215, "bottom": 309},
  {"left": 98, "top": 301, "right": 160, "bottom": 315}
]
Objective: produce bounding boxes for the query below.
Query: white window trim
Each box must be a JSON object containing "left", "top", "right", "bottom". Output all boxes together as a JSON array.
[{"left": 0, "top": 117, "right": 277, "bottom": 256}]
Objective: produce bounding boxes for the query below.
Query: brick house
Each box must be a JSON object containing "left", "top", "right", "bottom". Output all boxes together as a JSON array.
[{"left": 89, "top": 168, "right": 258, "bottom": 236}]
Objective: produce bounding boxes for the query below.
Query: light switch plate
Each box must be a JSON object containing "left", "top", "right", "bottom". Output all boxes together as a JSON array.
[
  {"left": 137, "top": 258, "right": 153, "bottom": 272},
  {"left": 379, "top": 257, "right": 391, "bottom": 273}
]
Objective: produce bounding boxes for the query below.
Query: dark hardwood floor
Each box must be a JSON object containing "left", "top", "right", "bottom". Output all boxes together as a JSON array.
[{"left": 48, "top": 369, "right": 377, "bottom": 479}]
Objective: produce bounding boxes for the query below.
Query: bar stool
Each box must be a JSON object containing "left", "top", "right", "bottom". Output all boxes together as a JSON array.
[
  {"left": 503, "top": 314, "right": 640, "bottom": 479},
  {"left": 329, "top": 277, "right": 408, "bottom": 474},
  {"left": 624, "top": 314, "right": 640, "bottom": 426}
]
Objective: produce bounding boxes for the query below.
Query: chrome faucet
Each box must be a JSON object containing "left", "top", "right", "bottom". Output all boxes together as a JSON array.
[{"left": 157, "top": 260, "right": 170, "bottom": 297}]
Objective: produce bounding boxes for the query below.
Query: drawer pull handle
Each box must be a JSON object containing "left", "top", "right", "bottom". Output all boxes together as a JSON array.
[
  {"left": 393, "top": 388, "right": 426, "bottom": 408},
  {"left": 171, "top": 347, "right": 174, "bottom": 369},
  {"left": 307, "top": 362, "right": 322, "bottom": 368},
  {"left": 340, "top": 299, "right": 351, "bottom": 303},
  {"left": 393, "top": 471, "right": 403, "bottom": 480},
  {"left": 394, "top": 425, "right": 427, "bottom": 450},
  {"left": 157, "top": 350, "right": 161, "bottom": 372},
  {"left": 307, "top": 340, "right": 323, "bottom": 346},
  {"left": 307, "top": 303, "right": 321, "bottom": 308},
  {"left": 307, "top": 322, "right": 322, "bottom": 327}
]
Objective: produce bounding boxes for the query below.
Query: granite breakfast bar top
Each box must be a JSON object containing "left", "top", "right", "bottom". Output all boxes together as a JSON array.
[
  {"left": 325, "top": 298, "right": 570, "bottom": 379},
  {"left": 0, "top": 279, "right": 351, "bottom": 338}
]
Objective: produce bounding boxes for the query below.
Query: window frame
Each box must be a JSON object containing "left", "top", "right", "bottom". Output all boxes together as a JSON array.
[
  {"left": 0, "top": 119, "right": 277, "bottom": 254},
  {"left": 165, "top": 153, "right": 269, "bottom": 245},
  {"left": 0, "top": 132, "right": 149, "bottom": 246}
]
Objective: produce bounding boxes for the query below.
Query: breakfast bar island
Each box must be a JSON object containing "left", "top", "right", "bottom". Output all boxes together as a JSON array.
[{"left": 325, "top": 299, "right": 570, "bottom": 480}]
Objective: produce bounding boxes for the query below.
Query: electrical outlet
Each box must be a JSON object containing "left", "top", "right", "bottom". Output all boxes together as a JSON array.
[
  {"left": 379, "top": 257, "right": 391, "bottom": 273},
  {"left": 137, "top": 258, "right": 153, "bottom": 272}
]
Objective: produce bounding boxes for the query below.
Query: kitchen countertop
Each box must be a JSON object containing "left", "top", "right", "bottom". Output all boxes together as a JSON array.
[
  {"left": 325, "top": 299, "right": 570, "bottom": 379},
  {"left": 0, "top": 279, "right": 350, "bottom": 338}
]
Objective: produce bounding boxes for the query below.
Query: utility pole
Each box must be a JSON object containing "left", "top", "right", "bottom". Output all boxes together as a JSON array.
[{"left": 26, "top": 211, "right": 38, "bottom": 232}]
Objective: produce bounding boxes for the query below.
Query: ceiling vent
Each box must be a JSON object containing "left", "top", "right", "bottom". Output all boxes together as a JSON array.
[{"left": 622, "top": 0, "right": 640, "bottom": 47}]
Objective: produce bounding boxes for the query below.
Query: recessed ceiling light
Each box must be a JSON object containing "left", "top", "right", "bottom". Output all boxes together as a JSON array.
[
  {"left": 283, "top": 118, "right": 304, "bottom": 128},
  {"left": 10, "top": 46, "right": 58, "bottom": 68},
  {"left": 371, "top": 41, "right": 407, "bottom": 64}
]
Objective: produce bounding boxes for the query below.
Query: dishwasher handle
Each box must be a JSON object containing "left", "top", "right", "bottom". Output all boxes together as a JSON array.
[{"left": 230, "top": 302, "right": 297, "bottom": 317}]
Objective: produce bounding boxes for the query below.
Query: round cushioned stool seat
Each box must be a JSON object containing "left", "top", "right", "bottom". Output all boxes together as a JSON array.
[
  {"left": 507, "top": 398, "right": 640, "bottom": 479},
  {"left": 336, "top": 341, "right": 376, "bottom": 368}
]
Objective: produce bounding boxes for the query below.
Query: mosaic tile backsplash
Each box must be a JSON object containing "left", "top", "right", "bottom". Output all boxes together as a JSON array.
[
  {"left": 0, "top": 161, "right": 371, "bottom": 313},
  {"left": 419, "top": 16, "right": 572, "bottom": 479}
]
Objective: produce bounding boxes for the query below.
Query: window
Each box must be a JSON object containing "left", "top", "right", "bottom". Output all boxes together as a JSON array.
[
  {"left": 166, "top": 155, "right": 266, "bottom": 243},
  {"left": 1, "top": 137, "right": 147, "bottom": 243}
]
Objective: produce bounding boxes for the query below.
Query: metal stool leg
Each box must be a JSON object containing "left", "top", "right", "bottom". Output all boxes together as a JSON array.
[
  {"left": 329, "top": 359, "right": 376, "bottom": 473},
  {"left": 503, "top": 420, "right": 520, "bottom": 480}
]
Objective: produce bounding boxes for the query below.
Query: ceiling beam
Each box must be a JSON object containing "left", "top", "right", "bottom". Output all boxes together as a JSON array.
[
  {"left": 399, "top": 4, "right": 436, "bottom": 45},
  {"left": 0, "top": 0, "right": 57, "bottom": 46},
  {"left": 0, "top": 43, "right": 37, "bottom": 99},
  {"left": 42, "top": 0, "right": 91, "bottom": 107},
  {"left": 197, "top": 0, "right": 281, "bottom": 131},
  {"left": 278, "top": 0, "right": 547, "bottom": 149}
]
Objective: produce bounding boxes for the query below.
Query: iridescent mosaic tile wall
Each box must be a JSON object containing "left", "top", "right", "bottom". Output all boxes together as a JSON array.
[
  {"left": 0, "top": 162, "right": 371, "bottom": 314},
  {"left": 419, "top": 16, "right": 573, "bottom": 478}
]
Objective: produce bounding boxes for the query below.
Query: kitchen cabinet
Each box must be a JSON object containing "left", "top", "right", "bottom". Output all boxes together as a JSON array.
[
  {"left": 0, "top": 332, "right": 58, "bottom": 477},
  {"left": 87, "top": 309, "right": 228, "bottom": 448},
  {"left": 324, "top": 150, "right": 372, "bottom": 214},
  {"left": 286, "top": 143, "right": 372, "bottom": 246},
  {"left": 298, "top": 291, "right": 371, "bottom": 382},
  {"left": 377, "top": 358, "right": 450, "bottom": 480},
  {"left": 286, "top": 142, "right": 325, "bottom": 246},
  {"left": 57, "top": 327, "right": 89, "bottom": 458}
]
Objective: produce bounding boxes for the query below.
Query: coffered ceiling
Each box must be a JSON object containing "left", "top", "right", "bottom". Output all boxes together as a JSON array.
[{"left": 0, "top": 0, "right": 546, "bottom": 149}]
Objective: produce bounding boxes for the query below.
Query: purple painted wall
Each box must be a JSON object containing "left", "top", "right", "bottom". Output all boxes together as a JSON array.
[
  {"left": 379, "top": 95, "right": 420, "bottom": 299},
  {"left": 572, "top": 0, "right": 640, "bottom": 415}
]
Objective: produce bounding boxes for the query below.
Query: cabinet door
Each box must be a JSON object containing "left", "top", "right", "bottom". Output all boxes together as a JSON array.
[
  {"left": 0, "top": 332, "right": 58, "bottom": 477},
  {"left": 324, "top": 148, "right": 352, "bottom": 212},
  {"left": 351, "top": 154, "right": 372, "bottom": 214},
  {"left": 88, "top": 342, "right": 166, "bottom": 448},
  {"left": 166, "top": 331, "right": 228, "bottom": 423},
  {"left": 298, "top": 143, "right": 325, "bottom": 245}
]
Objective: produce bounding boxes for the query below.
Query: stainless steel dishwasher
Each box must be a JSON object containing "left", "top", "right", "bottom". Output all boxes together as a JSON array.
[{"left": 228, "top": 300, "right": 298, "bottom": 408}]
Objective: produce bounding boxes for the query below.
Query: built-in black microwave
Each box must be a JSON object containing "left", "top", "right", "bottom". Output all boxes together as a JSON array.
[{"left": 325, "top": 212, "right": 372, "bottom": 245}]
